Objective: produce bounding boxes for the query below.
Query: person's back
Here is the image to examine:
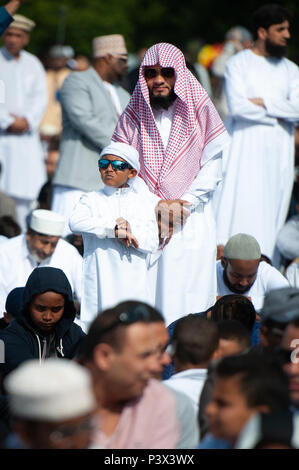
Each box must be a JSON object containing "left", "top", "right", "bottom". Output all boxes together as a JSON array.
[{"left": 164, "top": 315, "right": 220, "bottom": 415}]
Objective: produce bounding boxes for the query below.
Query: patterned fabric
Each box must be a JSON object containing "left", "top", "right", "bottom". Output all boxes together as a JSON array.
[{"left": 113, "top": 42, "right": 227, "bottom": 200}]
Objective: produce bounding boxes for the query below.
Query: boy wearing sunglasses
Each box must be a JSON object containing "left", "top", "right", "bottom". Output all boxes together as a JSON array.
[{"left": 69, "top": 142, "right": 160, "bottom": 331}]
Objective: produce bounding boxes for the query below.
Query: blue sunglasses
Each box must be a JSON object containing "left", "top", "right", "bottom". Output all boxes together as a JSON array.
[{"left": 98, "top": 158, "right": 132, "bottom": 171}]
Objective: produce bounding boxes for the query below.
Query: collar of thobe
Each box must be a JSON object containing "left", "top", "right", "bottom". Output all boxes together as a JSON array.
[
  {"left": 1, "top": 47, "right": 23, "bottom": 61},
  {"left": 170, "top": 368, "right": 208, "bottom": 381},
  {"left": 103, "top": 183, "right": 137, "bottom": 196}
]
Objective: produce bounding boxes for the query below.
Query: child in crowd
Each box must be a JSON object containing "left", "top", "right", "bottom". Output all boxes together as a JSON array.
[{"left": 69, "top": 142, "right": 160, "bottom": 329}]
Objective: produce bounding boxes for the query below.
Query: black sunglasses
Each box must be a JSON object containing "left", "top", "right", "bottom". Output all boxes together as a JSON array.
[
  {"left": 143, "top": 67, "right": 175, "bottom": 79},
  {"left": 99, "top": 305, "right": 151, "bottom": 337},
  {"left": 98, "top": 158, "right": 132, "bottom": 171}
]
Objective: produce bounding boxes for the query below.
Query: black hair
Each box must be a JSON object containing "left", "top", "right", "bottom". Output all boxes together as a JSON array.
[
  {"left": 215, "top": 351, "right": 290, "bottom": 411},
  {"left": 252, "top": 4, "right": 292, "bottom": 40},
  {"left": 172, "top": 314, "right": 219, "bottom": 366},
  {"left": 81, "top": 301, "right": 163, "bottom": 359},
  {"left": 0, "top": 216, "right": 21, "bottom": 238},
  {"left": 211, "top": 295, "right": 256, "bottom": 332},
  {"left": 217, "top": 320, "right": 251, "bottom": 349}
]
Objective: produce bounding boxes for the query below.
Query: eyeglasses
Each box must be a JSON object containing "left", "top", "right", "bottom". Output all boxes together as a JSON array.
[
  {"left": 49, "top": 418, "right": 96, "bottom": 443},
  {"left": 99, "top": 304, "right": 151, "bottom": 336},
  {"left": 98, "top": 159, "right": 132, "bottom": 171},
  {"left": 143, "top": 67, "right": 175, "bottom": 79}
]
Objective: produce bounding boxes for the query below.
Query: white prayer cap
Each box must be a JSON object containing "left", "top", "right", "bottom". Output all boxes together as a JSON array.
[
  {"left": 224, "top": 233, "right": 261, "bottom": 260},
  {"left": 92, "top": 34, "right": 128, "bottom": 59},
  {"left": 9, "top": 14, "right": 36, "bottom": 33},
  {"left": 29, "top": 209, "right": 65, "bottom": 237},
  {"left": 4, "top": 359, "right": 96, "bottom": 422},
  {"left": 99, "top": 142, "right": 140, "bottom": 173}
]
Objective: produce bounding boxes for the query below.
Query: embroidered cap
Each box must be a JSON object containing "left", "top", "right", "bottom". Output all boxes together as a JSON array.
[
  {"left": 5, "top": 359, "right": 96, "bottom": 421},
  {"left": 29, "top": 209, "right": 65, "bottom": 237},
  {"left": 9, "top": 14, "right": 35, "bottom": 33},
  {"left": 93, "top": 34, "right": 128, "bottom": 59}
]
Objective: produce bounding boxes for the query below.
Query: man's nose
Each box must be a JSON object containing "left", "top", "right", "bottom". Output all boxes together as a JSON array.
[
  {"left": 43, "top": 244, "right": 54, "bottom": 256},
  {"left": 42, "top": 311, "right": 52, "bottom": 321},
  {"left": 239, "top": 277, "right": 250, "bottom": 286}
]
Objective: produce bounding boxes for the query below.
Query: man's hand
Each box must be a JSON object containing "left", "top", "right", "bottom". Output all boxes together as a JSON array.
[
  {"left": 7, "top": 116, "right": 29, "bottom": 134},
  {"left": 5, "top": 1, "right": 25, "bottom": 17},
  {"left": 115, "top": 217, "right": 139, "bottom": 249},
  {"left": 249, "top": 98, "right": 266, "bottom": 109},
  {"left": 155, "top": 199, "right": 191, "bottom": 246}
]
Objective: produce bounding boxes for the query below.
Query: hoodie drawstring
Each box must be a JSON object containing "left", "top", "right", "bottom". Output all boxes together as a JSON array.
[{"left": 35, "top": 334, "right": 42, "bottom": 365}]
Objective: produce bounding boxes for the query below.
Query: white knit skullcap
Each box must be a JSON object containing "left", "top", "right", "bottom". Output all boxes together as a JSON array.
[
  {"left": 99, "top": 142, "right": 140, "bottom": 173},
  {"left": 93, "top": 34, "right": 128, "bottom": 59},
  {"left": 29, "top": 209, "right": 65, "bottom": 237},
  {"left": 5, "top": 359, "right": 96, "bottom": 422},
  {"left": 224, "top": 233, "right": 261, "bottom": 260}
]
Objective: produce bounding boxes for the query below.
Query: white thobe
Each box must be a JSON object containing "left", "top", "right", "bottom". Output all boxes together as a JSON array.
[
  {"left": 151, "top": 106, "right": 223, "bottom": 326},
  {"left": 164, "top": 368, "right": 208, "bottom": 415},
  {"left": 69, "top": 183, "right": 160, "bottom": 327},
  {"left": 214, "top": 49, "right": 299, "bottom": 259},
  {"left": 216, "top": 260, "right": 289, "bottom": 312},
  {"left": 0, "top": 48, "right": 47, "bottom": 201},
  {"left": 285, "top": 262, "right": 299, "bottom": 289},
  {"left": 0, "top": 234, "right": 83, "bottom": 316}
]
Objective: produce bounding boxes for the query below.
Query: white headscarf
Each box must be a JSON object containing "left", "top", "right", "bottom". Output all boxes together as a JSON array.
[{"left": 99, "top": 142, "right": 140, "bottom": 174}]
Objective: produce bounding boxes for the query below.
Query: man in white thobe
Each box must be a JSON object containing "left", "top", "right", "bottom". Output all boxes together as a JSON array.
[
  {"left": 214, "top": 4, "right": 299, "bottom": 260},
  {"left": 0, "top": 14, "right": 47, "bottom": 230},
  {"left": 218, "top": 233, "right": 289, "bottom": 313},
  {"left": 0, "top": 209, "right": 82, "bottom": 316},
  {"left": 113, "top": 43, "right": 229, "bottom": 326}
]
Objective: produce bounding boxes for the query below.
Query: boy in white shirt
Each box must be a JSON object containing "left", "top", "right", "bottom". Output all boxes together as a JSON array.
[{"left": 69, "top": 142, "right": 160, "bottom": 330}]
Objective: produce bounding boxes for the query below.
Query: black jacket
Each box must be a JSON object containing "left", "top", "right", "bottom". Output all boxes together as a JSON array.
[{"left": 0, "top": 267, "right": 85, "bottom": 377}]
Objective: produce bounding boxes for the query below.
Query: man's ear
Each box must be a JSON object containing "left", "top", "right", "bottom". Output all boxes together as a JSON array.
[
  {"left": 257, "top": 27, "right": 268, "bottom": 41},
  {"left": 93, "top": 343, "right": 115, "bottom": 371},
  {"left": 221, "top": 257, "right": 227, "bottom": 269},
  {"left": 128, "top": 169, "right": 137, "bottom": 180}
]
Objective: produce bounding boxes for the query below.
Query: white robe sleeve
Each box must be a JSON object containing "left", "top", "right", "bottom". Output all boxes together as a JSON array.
[
  {"left": 286, "top": 263, "right": 299, "bottom": 288},
  {"left": 23, "top": 60, "right": 48, "bottom": 131},
  {"left": 69, "top": 194, "right": 117, "bottom": 239},
  {"left": 264, "top": 62, "right": 299, "bottom": 123},
  {"left": 181, "top": 152, "right": 223, "bottom": 209},
  {"left": 129, "top": 195, "right": 160, "bottom": 254},
  {"left": 225, "top": 57, "right": 277, "bottom": 126}
]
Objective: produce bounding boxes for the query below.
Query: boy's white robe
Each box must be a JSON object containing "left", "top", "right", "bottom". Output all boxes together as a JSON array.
[{"left": 69, "top": 181, "right": 160, "bottom": 326}]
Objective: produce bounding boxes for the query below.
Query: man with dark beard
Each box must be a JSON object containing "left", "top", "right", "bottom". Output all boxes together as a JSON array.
[
  {"left": 214, "top": 4, "right": 299, "bottom": 263},
  {"left": 112, "top": 43, "right": 229, "bottom": 326},
  {"left": 217, "top": 233, "right": 289, "bottom": 313}
]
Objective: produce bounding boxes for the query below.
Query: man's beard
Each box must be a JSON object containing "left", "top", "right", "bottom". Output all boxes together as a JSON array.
[
  {"left": 150, "top": 89, "right": 177, "bottom": 110},
  {"left": 223, "top": 267, "right": 253, "bottom": 294},
  {"left": 265, "top": 39, "right": 288, "bottom": 59},
  {"left": 29, "top": 250, "right": 51, "bottom": 265}
]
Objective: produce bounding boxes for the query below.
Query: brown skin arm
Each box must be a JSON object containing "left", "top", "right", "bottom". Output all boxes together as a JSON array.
[
  {"left": 249, "top": 98, "right": 266, "bottom": 108},
  {"left": 5, "top": 1, "right": 25, "bottom": 16}
]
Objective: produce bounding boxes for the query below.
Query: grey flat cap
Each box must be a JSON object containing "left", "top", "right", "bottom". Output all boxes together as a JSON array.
[
  {"left": 260, "top": 287, "right": 299, "bottom": 323},
  {"left": 224, "top": 233, "right": 261, "bottom": 260}
]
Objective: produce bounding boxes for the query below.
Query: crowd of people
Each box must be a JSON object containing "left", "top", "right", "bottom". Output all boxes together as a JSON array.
[{"left": 0, "top": 0, "right": 299, "bottom": 450}]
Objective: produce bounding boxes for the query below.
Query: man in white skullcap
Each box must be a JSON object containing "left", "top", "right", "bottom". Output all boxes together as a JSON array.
[
  {"left": 217, "top": 233, "right": 289, "bottom": 312},
  {"left": 69, "top": 142, "right": 160, "bottom": 330},
  {"left": 51, "top": 34, "right": 130, "bottom": 236},
  {"left": 0, "top": 12, "right": 48, "bottom": 230},
  {"left": 4, "top": 359, "right": 97, "bottom": 449},
  {"left": 0, "top": 209, "right": 82, "bottom": 316}
]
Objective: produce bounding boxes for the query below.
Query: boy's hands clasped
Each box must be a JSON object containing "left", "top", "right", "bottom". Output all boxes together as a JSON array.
[{"left": 115, "top": 217, "right": 139, "bottom": 249}]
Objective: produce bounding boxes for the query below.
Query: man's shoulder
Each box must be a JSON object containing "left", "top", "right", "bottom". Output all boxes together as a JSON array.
[
  {"left": 21, "top": 50, "right": 44, "bottom": 69},
  {"left": 62, "top": 67, "right": 99, "bottom": 87},
  {"left": 0, "top": 234, "right": 23, "bottom": 255},
  {"left": 142, "top": 379, "right": 177, "bottom": 404},
  {"left": 56, "top": 238, "right": 82, "bottom": 256}
]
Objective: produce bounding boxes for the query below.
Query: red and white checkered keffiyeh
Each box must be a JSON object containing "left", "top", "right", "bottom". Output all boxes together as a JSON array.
[{"left": 113, "top": 42, "right": 227, "bottom": 200}]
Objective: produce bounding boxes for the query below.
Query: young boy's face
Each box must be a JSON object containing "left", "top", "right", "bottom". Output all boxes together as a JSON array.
[
  {"left": 205, "top": 375, "right": 263, "bottom": 445},
  {"left": 99, "top": 154, "right": 137, "bottom": 188}
]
